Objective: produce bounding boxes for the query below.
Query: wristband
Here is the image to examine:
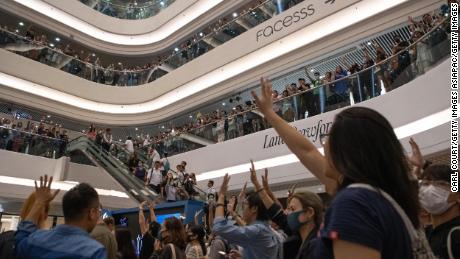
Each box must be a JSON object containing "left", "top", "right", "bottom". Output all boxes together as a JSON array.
[
  {"left": 215, "top": 203, "right": 225, "bottom": 208},
  {"left": 255, "top": 188, "right": 265, "bottom": 194}
]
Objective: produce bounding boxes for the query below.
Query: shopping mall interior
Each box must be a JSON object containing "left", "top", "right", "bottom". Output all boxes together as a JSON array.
[{"left": 0, "top": 0, "right": 457, "bottom": 258}]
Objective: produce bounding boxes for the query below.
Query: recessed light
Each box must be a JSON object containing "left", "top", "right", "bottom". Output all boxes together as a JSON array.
[
  {"left": 232, "top": 12, "right": 238, "bottom": 18},
  {"left": 18, "top": 22, "right": 24, "bottom": 26},
  {"left": 55, "top": 37, "right": 60, "bottom": 42},
  {"left": 135, "top": 127, "right": 138, "bottom": 131},
  {"left": 367, "top": 42, "right": 372, "bottom": 46},
  {"left": 15, "top": 29, "right": 19, "bottom": 33},
  {"left": 199, "top": 32, "right": 204, "bottom": 37},
  {"left": 118, "top": 62, "right": 122, "bottom": 65},
  {"left": 161, "top": 126, "right": 165, "bottom": 129},
  {"left": 92, "top": 53, "right": 96, "bottom": 57},
  {"left": 310, "top": 69, "right": 315, "bottom": 72},
  {"left": 222, "top": 102, "right": 226, "bottom": 106},
  {"left": 46, "top": 115, "right": 51, "bottom": 118},
  {"left": 49, "top": 43, "right": 55, "bottom": 47},
  {"left": 160, "top": 1, "right": 165, "bottom": 6},
  {"left": 189, "top": 115, "right": 193, "bottom": 118},
  {"left": 174, "top": 47, "right": 179, "bottom": 52}
]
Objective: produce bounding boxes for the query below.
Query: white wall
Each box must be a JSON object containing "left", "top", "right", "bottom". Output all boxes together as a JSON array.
[
  {"left": 0, "top": 150, "right": 138, "bottom": 209},
  {"left": 168, "top": 58, "right": 451, "bottom": 191}
]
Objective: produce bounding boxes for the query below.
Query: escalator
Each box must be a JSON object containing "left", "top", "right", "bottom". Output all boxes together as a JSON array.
[{"left": 66, "top": 136, "right": 158, "bottom": 202}]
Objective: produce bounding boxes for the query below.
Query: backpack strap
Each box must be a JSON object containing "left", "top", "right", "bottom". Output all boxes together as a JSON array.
[
  {"left": 348, "top": 183, "right": 419, "bottom": 243},
  {"left": 168, "top": 243, "right": 176, "bottom": 259},
  {"left": 447, "top": 226, "right": 460, "bottom": 259}
]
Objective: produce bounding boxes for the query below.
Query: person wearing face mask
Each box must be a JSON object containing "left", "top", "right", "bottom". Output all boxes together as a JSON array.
[
  {"left": 185, "top": 225, "right": 206, "bottom": 259},
  {"left": 252, "top": 78, "right": 431, "bottom": 259},
  {"left": 420, "top": 165, "right": 460, "bottom": 259},
  {"left": 152, "top": 217, "right": 186, "bottom": 259},
  {"left": 249, "top": 161, "right": 323, "bottom": 259}
]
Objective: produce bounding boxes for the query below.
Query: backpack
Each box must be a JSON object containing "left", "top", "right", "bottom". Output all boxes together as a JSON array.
[
  {"left": 447, "top": 226, "right": 460, "bottom": 259},
  {"left": 348, "top": 184, "right": 436, "bottom": 259},
  {"left": 0, "top": 230, "right": 16, "bottom": 259}
]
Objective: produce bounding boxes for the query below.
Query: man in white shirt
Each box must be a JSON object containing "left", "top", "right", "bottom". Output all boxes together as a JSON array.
[
  {"left": 146, "top": 161, "right": 163, "bottom": 196},
  {"left": 207, "top": 180, "right": 217, "bottom": 202},
  {"left": 124, "top": 137, "right": 134, "bottom": 153},
  {"left": 149, "top": 147, "right": 160, "bottom": 162}
]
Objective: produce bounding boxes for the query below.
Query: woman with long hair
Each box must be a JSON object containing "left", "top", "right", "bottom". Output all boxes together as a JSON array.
[
  {"left": 152, "top": 217, "right": 186, "bottom": 259},
  {"left": 185, "top": 225, "right": 206, "bottom": 259},
  {"left": 115, "top": 228, "right": 136, "bottom": 259},
  {"left": 252, "top": 78, "right": 424, "bottom": 258}
]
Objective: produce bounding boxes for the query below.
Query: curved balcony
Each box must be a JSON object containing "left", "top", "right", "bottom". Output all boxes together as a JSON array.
[
  {"left": 0, "top": 0, "right": 298, "bottom": 86},
  {"left": 79, "top": 0, "right": 175, "bottom": 20}
]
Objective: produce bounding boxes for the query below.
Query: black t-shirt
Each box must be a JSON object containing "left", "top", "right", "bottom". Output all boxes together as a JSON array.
[
  {"left": 316, "top": 187, "right": 412, "bottom": 259},
  {"left": 139, "top": 233, "right": 154, "bottom": 259},
  {"left": 427, "top": 216, "right": 460, "bottom": 259}
]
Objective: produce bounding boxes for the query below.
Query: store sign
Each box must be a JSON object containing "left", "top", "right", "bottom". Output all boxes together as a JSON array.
[
  {"left": 255, "top": 0, "right": 361, "bottom": 43},
  {"left": 262, "top": 119, "right": 333, "bottom": 149}
]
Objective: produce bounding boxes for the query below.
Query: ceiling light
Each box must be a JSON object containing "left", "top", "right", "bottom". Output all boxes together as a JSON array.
[
  {"left": 49, "top": 43, "right": 55, "bottom": 47},
  {"left": 199, "top": 32, "right": 204, "bottom": 37},
  {"left": 310, "top": 69, "right": 315, "bottom": 72},
  {"left": 233, "top": 12, "right": 238, "bottom": 18},
  {"left": 161, "top": 126, "right": 165, "bottom": 129},
  {"left": 18, "top": 22, "right": 24, "bottom": 26},
  {"left": 15, "top": 29, "right": 19, "bottom": 33},
  {"left": 367, "top": 42, "right": 372, "bottom": 46},
  {"left": 118, "top": 62, "right": 122, "bottom": 65},
  {"left": 135, "top": 127, "right": 138, "bottom": 131},
  {"left": 160, "top": 1, "right": 165, "bottom": 6},
  {"left": 92, "top": 53, "right": 96, "bottom": 57},
  {"left": 174, "top": 47, "right": 179, "bottom": 52},
  {"left": 55, "top": 37, "right": 60, "bottom": 42},
  {"left": 189, "top": 115, "right": 193, "bottom": 118},
  {"left": 46, "top": 115, "right": 51, "bottom": 118},
  {"left": 222, "top": 102, "right": 226, "bottom": 106}
]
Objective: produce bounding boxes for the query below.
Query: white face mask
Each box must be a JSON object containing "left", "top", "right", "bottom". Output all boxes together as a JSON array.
[{"left": 419, "top": 185, "right": 455, "bottom": 215}]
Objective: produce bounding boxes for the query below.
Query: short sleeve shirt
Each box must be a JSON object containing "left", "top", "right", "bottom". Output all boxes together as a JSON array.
[{"left": 316, "top": 187, "right": 412, "bottom": 259}]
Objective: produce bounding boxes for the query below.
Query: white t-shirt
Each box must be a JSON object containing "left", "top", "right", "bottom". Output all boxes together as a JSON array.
[
  {"left": 166, "top": 185, "right": 177, "bottom": 201},
  {"left": 147, "top": 168, "right": 163, "bottom": 186},
  {"left": 207, "top": 187, "right": 217, "bottom": 199},
  {"left": 125, "top": 139, "right": 134, "bottom": 153},
  {"left": 150, "top": 149, "right": 160, "bottom": 162}
]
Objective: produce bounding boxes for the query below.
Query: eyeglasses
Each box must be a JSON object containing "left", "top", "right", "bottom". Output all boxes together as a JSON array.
[{"left": 319, "top": 134, "right": 329, "bottom": 146}]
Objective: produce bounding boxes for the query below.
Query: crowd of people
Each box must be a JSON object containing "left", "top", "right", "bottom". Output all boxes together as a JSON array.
[
  {"left": 0, "top": 118, "right": 69, "bottom": 158},
  {"left": 0, "top": 0, "right": 293, "bottom": 87},
  {"left": 78, "top": 9, "right": 451, "bottom": 158}
]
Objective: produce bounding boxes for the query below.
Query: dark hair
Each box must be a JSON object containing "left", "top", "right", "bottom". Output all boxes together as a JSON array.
[
  {"left": 288, "top": 192, "right": 323, "bottom": 227},
  {"left": 329, "top": 107, "right": 420, "bottom": 228},
  {"left": 103, "top": 216, "right": 115, "bottom": 226},
  {"left": 422, "top": 164, "right": 453, "bottom": 182},
  {"left": 208, "top": 180, "right": 214, "bottom": 185},
  {"left": 62, "top": 183, "right": 99, "bottom": 222},
  {"left": 115, "top": 228, "right": 136, "bottom": 259},
  {"left": 298, "top": 78, "right": 305, "bottom": 81},
  {"left": 127, "top": 136, "right": 132, "bottom": 140},
  {"left": 188, "top": 225, "right": 207, "bottom": 255},
  {"left": 245, "top": 191, "right": 270, "bottom": 221},
  {"left": 164, "top": 217, "right": 186, "bottom": 249}
]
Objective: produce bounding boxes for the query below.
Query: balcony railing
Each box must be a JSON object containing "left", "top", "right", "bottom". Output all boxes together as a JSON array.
[
  {"left": 146, "top": 18, "right": 450, "bottom": 157},
  {"left": 0, "top": 0, "right": 301, "bottom": 86}
]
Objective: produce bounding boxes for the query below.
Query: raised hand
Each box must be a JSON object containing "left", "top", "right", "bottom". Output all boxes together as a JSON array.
[
  {"left": 249, "top": 160, "right": 262, "bottom": 190},
  {"left": 139, "top": 201, "right": 148, "bottom": 210},
  {"left": 408, "top": 137, "right": 424, "bottom": 168},
  {"left": 218, "top": 174, "right": 231, "bottom": 197},
  {"left": 238, "top": 182, "right": 247, "bottom": 201},
  {"left": 288, "top": 183, "right": 298, "bottom": 199},
  {"left": 261, "top": 168, "right": 269, "bottom": 190},
  {"left": 251, "top": 77, "right": 274, "bottom": 114},
  {"left": 34, "top": 175, "right": 60, "bottom": 205},
  {"left": 148, "top": 200, "right": 156, "bottom": 209}
]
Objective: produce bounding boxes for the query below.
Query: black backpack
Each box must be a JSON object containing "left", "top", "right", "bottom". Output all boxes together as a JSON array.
[{"left": 0, "top": 230, "right": 16, "bottom": 259}]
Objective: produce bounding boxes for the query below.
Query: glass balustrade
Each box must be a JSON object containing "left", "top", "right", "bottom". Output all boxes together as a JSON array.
[
  {"left": 79, "top": 0, "right": 175, "bottom": 20},
  {"left": 0, "top": 126, "right": 68, "bottom": 159},
  {"left": 147, "top": 18, "right": 450, "bottom": 156},
  {"left": 0, "top": 0, "right": 303, "bottom": 86}
]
